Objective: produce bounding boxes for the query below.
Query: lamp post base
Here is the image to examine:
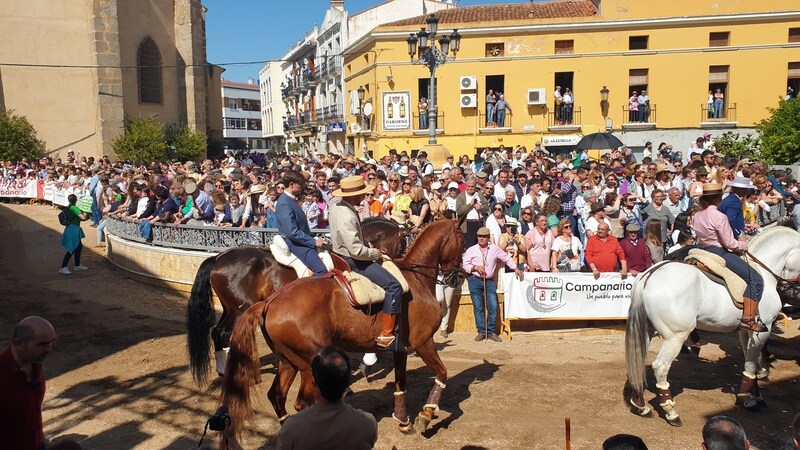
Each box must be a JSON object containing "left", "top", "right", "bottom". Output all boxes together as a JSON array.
[{"left": 420, "top": 143, "right": 452, "bottom": 172}]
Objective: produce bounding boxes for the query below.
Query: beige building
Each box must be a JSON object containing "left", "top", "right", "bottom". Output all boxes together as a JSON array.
[{"left": 0, "top": 0, "right": 223, "bottom": 160}]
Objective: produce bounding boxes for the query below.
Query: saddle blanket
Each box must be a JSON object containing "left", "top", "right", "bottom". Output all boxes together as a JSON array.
[
  {"left": 685, "top": 249, "right": 745, "bottom": 309},
  {"left": 270, "top": 235, "right": 409, "bottom": 306}
]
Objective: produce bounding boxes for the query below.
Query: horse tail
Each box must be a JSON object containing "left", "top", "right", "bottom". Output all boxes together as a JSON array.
[
  {"left": 187, "top": 255, "right": 217, "bottom": 386},
  {"left": 221, "top": 300, "right": 267, "bottom": 434},
  {"left": 625, "top": 276, "right": 650, "bottom": 400}
]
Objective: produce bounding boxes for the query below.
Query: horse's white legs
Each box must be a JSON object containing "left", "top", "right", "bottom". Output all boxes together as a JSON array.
[
  {"left": 737, "top": 329, "right": 770, "bottom": 408},
  {"left": 651, "top": 334, "right": 687, "bottom": 427}
]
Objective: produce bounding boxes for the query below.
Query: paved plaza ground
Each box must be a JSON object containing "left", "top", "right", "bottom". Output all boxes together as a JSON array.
[{"left": 1, "top": 203, "right": 799, "bottom": 449}]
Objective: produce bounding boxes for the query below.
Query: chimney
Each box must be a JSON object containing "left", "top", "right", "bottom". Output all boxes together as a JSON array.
[
  {"left": 247, "top": 77, "right": 255, "bottom": 85},
  {"left": 331, "top": 0, "right": 344, "bottom": 12}
]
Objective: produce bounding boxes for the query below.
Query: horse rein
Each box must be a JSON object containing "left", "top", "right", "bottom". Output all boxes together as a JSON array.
[
  {"left": 391, "top": 220, "right": 466, "bottom": 287},
  {"left": 745, "top": 251, "right": 800, "bottom": 286}
]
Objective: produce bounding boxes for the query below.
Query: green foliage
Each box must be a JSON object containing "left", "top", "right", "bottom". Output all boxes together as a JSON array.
[
  {"left": 712, "top": 132, "right": 760, "bottom": 160},
  {"left": 112, "top": 115, "right": 167, "bottom": 162},
  {"left": 756, "top": 99, "right": 800, "bottom": 165},
  {"left": 0, "top": 108, "right": 45, "bottom": 161},
  {"left": 287, "top": 142, "right": 302, "bottom": 154},
  {"left": 166, "top": 124, "right": 207, "bottom": 161}
]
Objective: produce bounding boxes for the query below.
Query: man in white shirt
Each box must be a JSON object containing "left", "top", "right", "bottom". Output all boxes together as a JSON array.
[
  {"left": 494, "top": 169, "right": 513, "bottom": 201},
  {"left": 664, "top": 187, "right": 683, "bottom": 217}
]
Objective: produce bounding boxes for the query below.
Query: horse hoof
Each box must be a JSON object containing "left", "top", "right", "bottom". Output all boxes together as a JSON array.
[
  {"left": 632, "top": 405, "right": 652, "bottom": 417},
  {"left": 756, "top": 368, "right": 769, "bottom": 380},
  {"left": 666, "top": 416, "right": 683, "bottom": 427},
  {"left": 398, "top": 420, "right": 415, "bottom": 434},
  {"left": 414, "top": 414, "right": 431, "bottom": 433}
]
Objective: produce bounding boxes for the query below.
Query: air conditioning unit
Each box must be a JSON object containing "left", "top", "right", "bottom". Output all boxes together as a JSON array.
[
  {"left": 460, "top": 93, "right": 477, "bottom": 108},
  {"left": 527, "top": 88, "right": 547, "bottom": 106},
  {"left": 460, "top": 76, "right": 477, "bottom": 90},
  {"left": 349, "top": 123, "right": 361, "bottom": 134}
]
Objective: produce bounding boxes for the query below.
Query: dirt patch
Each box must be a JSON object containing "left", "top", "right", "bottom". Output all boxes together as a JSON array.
[{"left": 1, "top": 203, "right": 798, "bottom": 449}]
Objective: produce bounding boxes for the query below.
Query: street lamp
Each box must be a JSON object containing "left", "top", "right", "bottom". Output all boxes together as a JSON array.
[
  {"left": 600, "top": 85, "right": 610, "bottom": 119},
  {"left": 357, "top": 85, "right": 366, "bottom": 129},
  {"left": 407, "top": 14, "right": 461, "bottom": 145}
]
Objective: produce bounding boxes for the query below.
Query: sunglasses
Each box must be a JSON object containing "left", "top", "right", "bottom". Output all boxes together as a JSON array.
[
  {"left": 390, "top": 179, "right": 399, "bottom": 182},
  {"left": 494, "top": 207, "right": 504, "bottom": 211},
  {"left": 403, "top": 182, "right": 412, "bottom": 186},
  {"left": 564, "top": 225, "right": 572, "bottom": 229}
]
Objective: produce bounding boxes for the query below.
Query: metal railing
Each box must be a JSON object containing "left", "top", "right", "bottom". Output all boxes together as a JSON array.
[
  {"left": 105, "top": 216, "right": 329, "bottom": 253},
  {"left": 412, "top": 112, "right": 445, "bottom": 130},
  {"left": 479, "top": 111, "right": 513, "bottom": 128},
  {"left": 548, "top": 106, "right": 581, "bottom": 126},
  {"left": 702, "top": 102, "right": 736, "bottom": 122},
  {"left": 622, "top": 104, "right": 656, "bottom": 124}
]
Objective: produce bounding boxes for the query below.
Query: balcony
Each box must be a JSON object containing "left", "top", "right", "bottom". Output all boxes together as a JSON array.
[
  {"left": 412, "top": 112, "right": 444, "bottom": 135},
  {"left": 621, "top": 105, "right": 657, "bottom": 130},
  {"left": 302, "top": 69, "right": 317, "bottom": 88},
  {"left": 701, "top": 102, "right": 737, "bottom": 128},
  {"left": 316, "top": 108, "right": 325, "bottom": 123},
  {"left": 547, "top": 106, "right": 581, "bottom": 131},
  {"left": 302, "top": 110, "right": 313, "bottom": 127},
  {"left": 478, "top": 111, "right": 512, "bottom": 133},
  {"left": 285, "top": 116, "right": 297, "bottom": 130}
]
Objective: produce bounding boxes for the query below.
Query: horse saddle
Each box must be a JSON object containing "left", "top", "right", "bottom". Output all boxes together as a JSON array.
[
  {"left": 269, "top": 235, "right": 341, "bottom": 278},
  {"left": 332, "top": 256, "right": 410, "bottom": 307},
  {"left": 684, "top": 249, "right": 745, "bottom": 309}
]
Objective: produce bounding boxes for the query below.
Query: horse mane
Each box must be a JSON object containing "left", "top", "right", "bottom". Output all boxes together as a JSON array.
[
  {"left": 749, "top": 224, "right": 799, "bottom": 253},
  {"left": 403, "top": 219, "right": 454, "bottom": 262}
]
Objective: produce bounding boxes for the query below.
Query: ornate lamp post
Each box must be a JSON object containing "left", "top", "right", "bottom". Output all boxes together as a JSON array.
[
  {"left": 407, "top": 14, "right": 461, "bottom": 145},
  {"left": 600, "top": 86, "right": 611, "bottom": 131}
]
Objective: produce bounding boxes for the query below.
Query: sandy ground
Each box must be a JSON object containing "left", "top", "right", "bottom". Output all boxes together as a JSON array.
[{"left": 1, "top": 202, "right": 799, "bottom": 450}]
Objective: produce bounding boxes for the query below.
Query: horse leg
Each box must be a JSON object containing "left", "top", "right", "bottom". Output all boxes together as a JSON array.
[
  {"left": 293, "top": 370, "right": 316, "bottom": 412},
  {"left": 267, "top": 358, "right": 298, "bottom": 424},
  {"left": 651, "top": 334, "right": 687, "bottom": 427},
  {"left": 737, "top": 329, "right": 769, "bottom": 408},
  {"left": 412, "top": 338, "right": 447, "bottom": 433},
  {"left": 392, "top": 351, "right": 413, "bottom": 434},
  {"left": 211, "top": 310, "right": 235, "bottom": 376}
]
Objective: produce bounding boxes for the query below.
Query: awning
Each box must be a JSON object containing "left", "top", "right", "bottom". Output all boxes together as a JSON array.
[{"left": 542, "top": 135, "right": 581, "bottom": 146}]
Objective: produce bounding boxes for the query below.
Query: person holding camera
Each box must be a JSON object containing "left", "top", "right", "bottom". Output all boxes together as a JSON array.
[{"left": 275, "top": 347, "right": 376, "bottom": 449}]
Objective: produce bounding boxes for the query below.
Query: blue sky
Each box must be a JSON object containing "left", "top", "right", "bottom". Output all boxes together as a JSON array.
[{"left": 204, "top": 0, "right": 534, "bottom": 82}]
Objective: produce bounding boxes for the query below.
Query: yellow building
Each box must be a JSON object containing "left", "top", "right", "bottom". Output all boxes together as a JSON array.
[{"left": 343, "top": 0, "right": 800, "bottom": 162}]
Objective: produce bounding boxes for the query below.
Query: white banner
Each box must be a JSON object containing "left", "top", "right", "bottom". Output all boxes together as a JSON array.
[
  {"left": 382, "top": 91, "right": 411, "bottom": 131},
  {"left": 0, "top": 179, "right": 39, "bottom": 198},
  {"left": 503, "top": 272, "right": 638, "bottom": 319}
]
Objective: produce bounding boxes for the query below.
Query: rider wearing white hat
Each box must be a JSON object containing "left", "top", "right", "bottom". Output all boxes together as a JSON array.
[
  {"left": 329, "top": 176, "right": 404, "bottom": 349},
  {"left": 693, "top": 183, "right": 766, "bottom": 332}
]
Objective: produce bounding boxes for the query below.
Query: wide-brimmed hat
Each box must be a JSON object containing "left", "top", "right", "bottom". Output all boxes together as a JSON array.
[
  {"left": 656, "top": 162, "right": 676, "bottom": 174},
  {"left": 250, "top": 184, "right": 266, "bottom": 195},
  {"left": 184, "top": 180, "right": 197, "bottom": 194},
  {"left": 397, "top": 166, "right": 409, "bottom": 177},
  {"left": 701, "top": 183, "right": 724, "bottom": 196},
  {"left": 332, "top": 175, "right": 375, "bottom": 197},
  {"left": 590, "top": 202, "right": 605, "bottom": 214},
  {"left": 505, "top": 217, "right": 518, "bottom": 227},
  {"left": 431, "top": 181, "right": 442, "bottom": 190},
  {"left": 726, "top": 176, "right": 756, "bottom": 190}
]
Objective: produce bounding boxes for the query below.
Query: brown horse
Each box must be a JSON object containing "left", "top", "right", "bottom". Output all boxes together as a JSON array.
[
  {"left": 220, "top": 218, "right": 464, "bottom": 434},
  {"left": 187, "top": 217, "right": 405, "bottom": 385}
]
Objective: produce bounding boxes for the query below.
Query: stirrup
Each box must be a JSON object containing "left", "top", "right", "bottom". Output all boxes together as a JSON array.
[
  {"left": 376, "top": 335, "right": 406, "bottom": 352},
  {"left": 739, "top": 317, "right": 767, "bottom": 332}
]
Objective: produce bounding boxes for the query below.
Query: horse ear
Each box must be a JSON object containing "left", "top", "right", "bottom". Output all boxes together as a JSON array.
[{"left": 456, "top": 211, "right": 469, "bottom": 229}]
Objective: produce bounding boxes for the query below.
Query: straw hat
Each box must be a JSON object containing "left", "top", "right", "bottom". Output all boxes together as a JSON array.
[
  {"left": 332, "top": 175, "right": 375, "bottom": 197},
  {"left": 700, "top": 183, "right": 724, "bottom": 196},
  {"left": 397, "top": 166, "right": 409, "bottom": 177},
  {"left": 431, "top": 181, "right": 442, "bottom": 190},
  {"left": 250, "top": 184, "right": 266, "bottom": 195},
  {"left": 184, "top": 180, "right": 197, "bottom": 194}
]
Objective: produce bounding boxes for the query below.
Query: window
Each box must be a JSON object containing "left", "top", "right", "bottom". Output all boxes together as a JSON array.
[
  {"left": 629, "top": 36, "right": 648, "bottom": 50},
  {"left": 790, "top": 28, "right": 800, "bottom": 43},
  {"left": 224, "top": 118, "right": 247, "bottom": 130},
  {"left": 248, "top": 119, "right": 262, "bottom": 130},
  {"left": 709, "top": 32, "right": 730, "bottom": 47},
  {"left": 788, "top": 62, "right": 800, "bottom": 100},
  {"left": 137, "top": 37, "right": 162, "bottom": 104},
  {"left": 227, "top": 98, "right": 238, "bottom": 109},
  {"left": 554, "top": 40, "right": 574, "bottom": 54},
  {"left": 485, "top": 43, "right": 504, "bottom": 58},
  {"left": 628, "top": 68, "right": 649, "bottom": 93}
]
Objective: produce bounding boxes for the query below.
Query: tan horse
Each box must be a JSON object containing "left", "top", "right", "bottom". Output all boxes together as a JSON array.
[{"left": 220, "top": 218, "right": 464, "bottom": 434}]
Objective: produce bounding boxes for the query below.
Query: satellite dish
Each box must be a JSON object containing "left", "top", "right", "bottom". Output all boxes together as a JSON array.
[{"left": 363, "top": 102, "right": 373, "bottom": 117}]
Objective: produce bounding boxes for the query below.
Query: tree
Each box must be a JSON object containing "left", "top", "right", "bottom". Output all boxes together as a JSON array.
[
  {"left": 166, "top": 124, "right": 207, "bottom": 161},
  {"left": 0, "top": 108, "right": 46, "bottom": 161},
  {"left": 712, "top": 132, "right": 760, "bottom": 160},
  {"left": 112, "top": 115, "right": 167, "bottom": 162},
  {"left": 756, "top": 98, "right": 800, "bottom": 164}
]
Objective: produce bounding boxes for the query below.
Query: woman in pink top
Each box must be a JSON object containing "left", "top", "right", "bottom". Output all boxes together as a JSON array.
[
  {"left": 693, "top": 183, "right": 766, "bottom": 332},
  {"left": 524, "top": 213, "right": 554, "bottom": 272}
]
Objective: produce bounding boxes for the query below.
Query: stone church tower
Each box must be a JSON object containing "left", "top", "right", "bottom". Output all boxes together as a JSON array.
[{"left": 0, "top": 0, "right": 223, "bottom": 159}]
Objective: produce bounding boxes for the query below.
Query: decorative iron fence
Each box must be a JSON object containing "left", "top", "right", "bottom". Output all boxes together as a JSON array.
[
  {"left": 105, "top": 216, "right": 329, "bottom": 253},
  {"left": 622, "top": 104, "right": 657, "bottom": 124}
]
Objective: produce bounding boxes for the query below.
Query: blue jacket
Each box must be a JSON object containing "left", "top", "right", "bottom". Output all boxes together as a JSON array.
[
  {"left": 276, "top": 192, "right": 315, "bottom": 248},
  {"left": 719, "top": 193, "right": 745, "bottom": 238}
]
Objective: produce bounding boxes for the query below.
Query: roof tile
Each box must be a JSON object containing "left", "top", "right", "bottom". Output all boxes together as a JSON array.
[{"left": 383, "top": 1, "right": 597, "bottom": 27}]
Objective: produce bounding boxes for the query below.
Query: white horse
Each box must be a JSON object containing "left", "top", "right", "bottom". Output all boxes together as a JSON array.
[{"left": 625, "top": 225, "right": 800, "bottom": 426}]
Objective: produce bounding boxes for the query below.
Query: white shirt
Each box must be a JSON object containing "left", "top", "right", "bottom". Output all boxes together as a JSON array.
[{"left": 464, "top": 191, "right": 481, "bottom": 220}]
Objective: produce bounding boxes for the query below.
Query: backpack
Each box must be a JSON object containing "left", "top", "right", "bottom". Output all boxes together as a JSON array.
[{"left": 58, "top": 208, "right": 70, "bottom": 226}]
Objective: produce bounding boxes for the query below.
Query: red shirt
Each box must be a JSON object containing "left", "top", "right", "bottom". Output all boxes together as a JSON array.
[
  {"left": 585, "top": 234, "right": 626, "bottom": 272},
  {"left": 0, "top": 347, "right": 46, "bottom": 450}
]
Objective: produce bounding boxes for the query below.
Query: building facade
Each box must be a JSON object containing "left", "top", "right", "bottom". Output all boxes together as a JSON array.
[
  {"left": 343, "top": 0, "right": 800, "bottom": 160},
  {"left": 221, "top": 80, "right": 264, "bottom": 150},
  {"left": 259, "top": 62, "right": 286, "bottom": 151},
  {"left": 0, "top": 0, "right": 223, "bottom": 160},
  {"left": 260, "top": 0, "right": 455, "bottom": 155}
]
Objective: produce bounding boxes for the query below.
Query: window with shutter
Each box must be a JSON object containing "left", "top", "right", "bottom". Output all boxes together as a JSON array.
[{"left": 709, "top": 32, "right": 730, "bottom": 47}]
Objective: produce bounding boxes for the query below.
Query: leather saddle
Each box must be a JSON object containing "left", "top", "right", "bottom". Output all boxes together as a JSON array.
[
  {"left": 682, "top": 248, "right": 745, "bottom": 309},
  {"left": 269, "top": 236, "right": 409, "bottom": 307}
]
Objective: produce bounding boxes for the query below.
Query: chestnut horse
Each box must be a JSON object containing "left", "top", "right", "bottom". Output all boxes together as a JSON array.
[
  {"left": 220, "top": 218, "right": 464, "bottom": 434},
  {"left": 187, "top": 217, "right": 405, "bottom": 385}
]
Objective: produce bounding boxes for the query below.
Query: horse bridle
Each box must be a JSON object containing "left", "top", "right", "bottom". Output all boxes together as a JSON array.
[
  {"left": 745, "top": 251, "right": 800, "bottom": 286},
  {"left": 391, "top": 220, "right": 466, "bottom": 288}
]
